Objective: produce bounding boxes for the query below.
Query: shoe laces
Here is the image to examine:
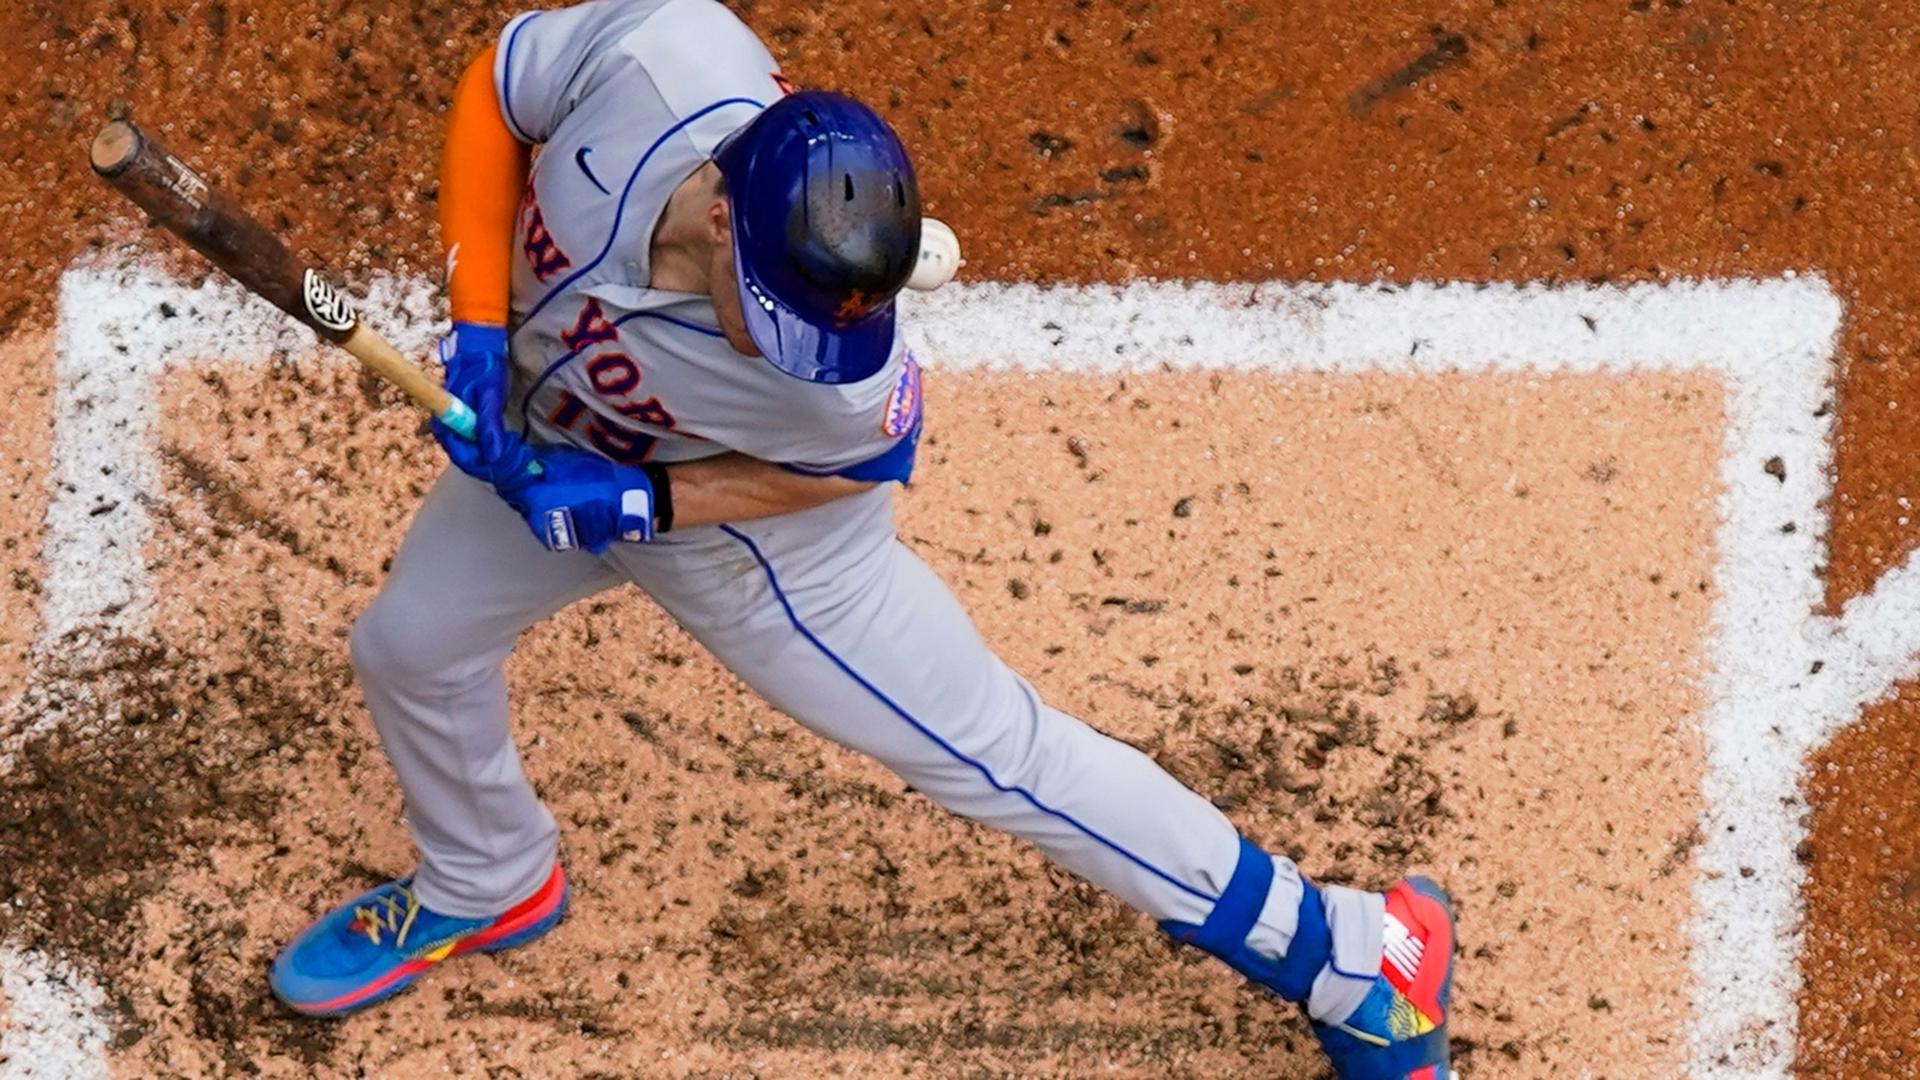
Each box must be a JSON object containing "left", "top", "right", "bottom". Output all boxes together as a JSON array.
[{"left": 351, "top": 885, "right": 422, "bottom": 950}]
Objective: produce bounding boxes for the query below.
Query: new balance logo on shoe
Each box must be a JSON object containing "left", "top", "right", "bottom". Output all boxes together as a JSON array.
[{"left": 1383, "top": 911, "right": 1424, "bottom": 984}]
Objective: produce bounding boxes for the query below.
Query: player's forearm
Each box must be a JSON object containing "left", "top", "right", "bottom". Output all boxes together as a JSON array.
[
  {"left": 663, "top": 454, "right": 876, "bottom": 530},
  {"left": 440, "top": 45, "right": 529, "bottom": 327}
]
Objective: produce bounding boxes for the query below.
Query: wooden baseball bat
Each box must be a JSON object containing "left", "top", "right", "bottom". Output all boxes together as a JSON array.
[{"left": 88, "top": 118, "right": 479, "bottom": 439}]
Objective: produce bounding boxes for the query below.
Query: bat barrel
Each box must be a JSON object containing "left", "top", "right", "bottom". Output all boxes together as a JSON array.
[
  {"left": 88, "top": 118, "right": 359, "bottom": 346},
  {"left": 88, "top": 116, "right": 469, "bottom": 431}
]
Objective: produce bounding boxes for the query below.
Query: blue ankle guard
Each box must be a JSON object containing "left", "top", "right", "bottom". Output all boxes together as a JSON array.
[{"left": 1161, "top": 837, "right": 1330, "bottom": 1003}]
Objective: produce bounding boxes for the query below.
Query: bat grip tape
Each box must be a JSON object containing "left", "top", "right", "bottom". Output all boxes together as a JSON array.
[
  {"left": 436, "top": 398, "right": 546, "bottom": 477},
  {"left": 436, "top": 397, "right": 479, "bottom": 440}
]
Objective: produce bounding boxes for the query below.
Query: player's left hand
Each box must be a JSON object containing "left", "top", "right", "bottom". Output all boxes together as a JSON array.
[
  {"left": 432, "top": 322, "right": 537, "bottom": 487},
  {"left": 496, "top": 445, "right": 657, "bottom": 554}
]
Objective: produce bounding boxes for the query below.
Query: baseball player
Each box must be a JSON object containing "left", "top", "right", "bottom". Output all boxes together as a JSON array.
[{"left": 265, "top": 2, "right": 1457, "bottom": 1076}]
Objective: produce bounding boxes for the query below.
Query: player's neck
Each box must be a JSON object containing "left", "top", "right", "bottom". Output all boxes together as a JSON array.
[
  {"left": 648, "top": 228, "right": 708, "bottom": 295},
  {"left": 648, "top": 166, "right": 718, "bottom": 295}
]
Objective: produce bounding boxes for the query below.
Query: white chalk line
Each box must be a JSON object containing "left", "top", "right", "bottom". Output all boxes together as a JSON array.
[
  {"left": 0, "top": 258, "right": 440, "bottom": 1078},
  {"left": 7, "top": 261, "right": 1884, "bottom": 1077},
  {"left": 1802, "top": 554, "right": 1920, "bottom": 739},
  {"left": 904, "top": 276, "right": 1847, "bottom": 1078},
  {"left": 0, "top": 947, "right": 109, "bottom": 1080},
  {"left": 39, "top": 259, "right": 441, "bottom": 648}
]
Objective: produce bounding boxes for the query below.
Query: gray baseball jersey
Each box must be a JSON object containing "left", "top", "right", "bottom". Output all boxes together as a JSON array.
[
  {"left": 350, "top": 0, "right": 1391, "bottom": 1041},
  {"left": 494, "top": 0, "right": 918, "bottom": 473}
]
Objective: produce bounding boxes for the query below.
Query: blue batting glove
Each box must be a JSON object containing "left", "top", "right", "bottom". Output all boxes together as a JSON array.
[
  {"left": 496, "top": 444, "right": 657, "bottom": 554},
  {"left": 431, "top": 322, "right": 536, "bottom": 486}
]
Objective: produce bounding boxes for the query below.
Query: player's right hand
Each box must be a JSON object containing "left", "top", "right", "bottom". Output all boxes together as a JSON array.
[
  {"left": 431, "top": 322, "right": 536, "bottom": 487},
  {"left": 494, "top": 445, "right": 657, "bottom": 555}
]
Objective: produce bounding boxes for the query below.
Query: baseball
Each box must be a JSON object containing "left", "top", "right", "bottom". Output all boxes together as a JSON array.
[{"left": 907, "top": 216, "right": 962, "bottom": 291}]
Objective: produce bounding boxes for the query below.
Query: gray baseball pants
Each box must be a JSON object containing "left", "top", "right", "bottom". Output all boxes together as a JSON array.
[{"left": 348, "top": 470, "right": 1380, "bottom": 1014}]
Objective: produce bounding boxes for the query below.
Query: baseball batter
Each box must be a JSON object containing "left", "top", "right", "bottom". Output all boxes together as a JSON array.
[{"left": 267, "top": 2, "right": 1457, "bottom": 1076}]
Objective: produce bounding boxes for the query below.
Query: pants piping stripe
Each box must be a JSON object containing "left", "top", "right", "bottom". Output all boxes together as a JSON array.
[{"left": 719, "top": 525, "right": 1218, "bottom": 906}]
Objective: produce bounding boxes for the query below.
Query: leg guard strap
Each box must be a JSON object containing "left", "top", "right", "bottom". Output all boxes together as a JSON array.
[{"left": 1161, "top": 837, "right": 1329, "bottom": 1003}]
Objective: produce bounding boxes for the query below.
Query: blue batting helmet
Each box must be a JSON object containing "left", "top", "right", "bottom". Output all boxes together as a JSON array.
[{"left": 713, "top": 91, "right": 922, "bottom": 384}]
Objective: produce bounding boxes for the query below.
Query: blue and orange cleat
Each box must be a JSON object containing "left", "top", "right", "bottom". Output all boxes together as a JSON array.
[
  {"left": 1312, "top": 877, "right": 1456, "bottom": 1080},
  {"left": 270, "top": 861, "right": 568, "bottom": 1017}
]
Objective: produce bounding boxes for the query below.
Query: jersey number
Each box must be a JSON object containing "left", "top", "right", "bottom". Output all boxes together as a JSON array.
[{"left": 547, "top": 390, "right": 668, "bottom": 464}]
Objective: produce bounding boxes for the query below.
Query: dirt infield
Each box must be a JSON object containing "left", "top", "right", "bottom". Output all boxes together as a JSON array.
[
  {"left": 0, "top": 358, "right": 1717, "bottom": 1076},
  {"left": 0, "top": 334, "right": 53, "bottom": 714},
  {"left": 7, "top": 0, "right": 1920, "bottom": 1075}
]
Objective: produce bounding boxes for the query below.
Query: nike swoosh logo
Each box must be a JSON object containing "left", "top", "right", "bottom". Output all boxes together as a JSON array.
[{"left": 575, "top": 147, "right": 609, "bottom": 195}]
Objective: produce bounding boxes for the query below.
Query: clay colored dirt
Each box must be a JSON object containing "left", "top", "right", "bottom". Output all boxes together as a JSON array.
[
  {"left": 0, "top": 334, "right": 53, "bottom": 711},
  {"left": 4, "top": 0, "right": 1920, "bottom": 1075},
  {"left": 34, "top": 361, "right": 1711, "bottom": 1076}
]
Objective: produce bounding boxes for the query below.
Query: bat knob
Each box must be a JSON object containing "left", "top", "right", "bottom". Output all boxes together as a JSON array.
[{"left": 91, "top": 121, "right": 144, "bottom": 177}]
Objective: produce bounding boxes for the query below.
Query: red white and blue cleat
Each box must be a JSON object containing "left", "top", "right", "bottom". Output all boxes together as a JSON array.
[
  {"left": 270, "top": 862, "right": 568, "bottom": 1017},
  {"left": 1311, "top": 877, "right": 1457, "bottom": 1080}
]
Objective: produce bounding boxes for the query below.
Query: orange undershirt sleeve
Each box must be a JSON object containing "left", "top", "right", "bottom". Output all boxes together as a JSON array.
[{"left": 440, "top": 45, "right": 529, "bottom": 328}]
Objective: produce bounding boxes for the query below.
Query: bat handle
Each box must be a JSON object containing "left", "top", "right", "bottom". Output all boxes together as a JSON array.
[
  {"left": 436, "top": 396, "right": 546, "bottom": 478},
  {"left": 334, "top": 325, "right": 542, "bottom": 477}
]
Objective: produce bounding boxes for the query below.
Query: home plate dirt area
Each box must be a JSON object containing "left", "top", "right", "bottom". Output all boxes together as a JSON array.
[
  {"left": 4, "top": 268, "right": 1850, "bottom": 1078},
  {"left": 10, "top": 1, "right": 1920, "bottom": 1078}
]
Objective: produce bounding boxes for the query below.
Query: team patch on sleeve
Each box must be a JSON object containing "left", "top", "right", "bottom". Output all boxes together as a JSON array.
[{"left": 882, "top": 353, "right": 923, "bottom": 438}]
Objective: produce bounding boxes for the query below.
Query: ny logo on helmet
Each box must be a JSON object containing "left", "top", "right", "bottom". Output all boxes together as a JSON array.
[{"left": 835, "top": 289, "right": 875, "bottom": 326}]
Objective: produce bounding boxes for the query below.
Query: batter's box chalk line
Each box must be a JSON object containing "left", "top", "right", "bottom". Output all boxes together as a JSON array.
[
  {"left": 0, "top": 947, "right": 109, "bottom": 1080},
  {"left": 11, "top": 258, "right": 1899, "bottom": 1078}
]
